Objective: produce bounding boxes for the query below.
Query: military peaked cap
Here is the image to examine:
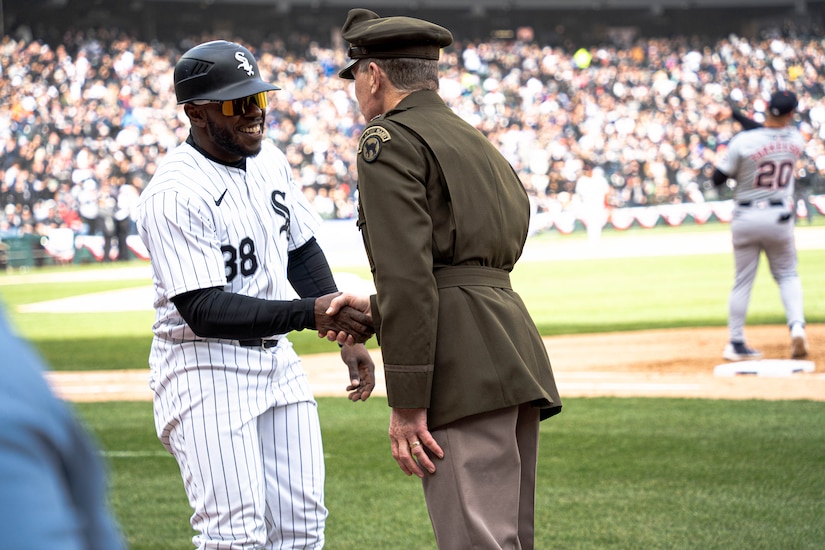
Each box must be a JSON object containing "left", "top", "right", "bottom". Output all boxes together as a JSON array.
[{"left": 338, "top": 8, "right": 453, "bottom": 79}]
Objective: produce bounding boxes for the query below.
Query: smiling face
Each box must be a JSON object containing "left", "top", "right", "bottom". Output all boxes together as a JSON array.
[{"left": 185, "top": 95, "right": 266, "bottom": 163}]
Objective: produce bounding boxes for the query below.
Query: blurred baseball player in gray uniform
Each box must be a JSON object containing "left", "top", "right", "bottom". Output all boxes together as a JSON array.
[
  {"left": 713, "top": 90, "right": 809, "bottom": 361},
  {"left": 136, "top": 40, "right": 374, "bottom": 549}
]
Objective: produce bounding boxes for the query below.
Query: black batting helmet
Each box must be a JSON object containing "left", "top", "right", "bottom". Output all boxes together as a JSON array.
[{"left": 174, "top": 40, "right": 280, "bottom": 104}]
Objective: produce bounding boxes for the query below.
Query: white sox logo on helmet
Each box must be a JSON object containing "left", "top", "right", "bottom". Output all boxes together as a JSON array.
[{"left": 235, "top": 51, "right": 255, "bottom": 76}]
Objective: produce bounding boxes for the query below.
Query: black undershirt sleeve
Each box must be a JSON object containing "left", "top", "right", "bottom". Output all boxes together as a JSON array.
[
  {"left": 287, "top": 237, "right": 339, "bottom": 297},
  {"left": 170, "top": 238, "right": 338, "bottom": 340},
  {"left": 172, "top": 287, "right": 316, "bottom": 339},
  {"left": 730, "top": 105, "right": 763, "bottom": 131},
  {"left": 712, "top": 168, "right": 730, "bottom": 187},
  {"left": 713, "top": 105, "right": 757, "bottom": 188}
]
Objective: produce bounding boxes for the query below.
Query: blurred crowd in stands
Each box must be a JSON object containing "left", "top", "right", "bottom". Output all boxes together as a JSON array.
[{"left": 2, "top": 22, "right": 824, "bottom": 263}]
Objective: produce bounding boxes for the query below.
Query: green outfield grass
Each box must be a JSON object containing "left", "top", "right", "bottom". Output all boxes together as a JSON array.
[
  {"left": 2, "top": 223, "right": 825, "bottom": 549},
  {"left": 1, "top": 225, "right": 824, "bottom": 369},
  {"left": 79, "top": 397, "right": 825, "bottom": 549}
]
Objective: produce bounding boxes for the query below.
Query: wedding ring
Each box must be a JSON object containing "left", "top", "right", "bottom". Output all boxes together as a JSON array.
[{"left": 410, "top": 440, "right": 422, "bottom": 449}]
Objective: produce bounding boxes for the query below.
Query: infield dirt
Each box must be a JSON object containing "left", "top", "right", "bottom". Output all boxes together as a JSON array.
[{"left": 46, "top": 323, "right": 823, "bottom": 403}]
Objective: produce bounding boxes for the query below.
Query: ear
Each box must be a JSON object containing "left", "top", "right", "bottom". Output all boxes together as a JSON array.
[
  {"left": 368, "top": 62, "right": 382, "bottom": 94},
  {"left": 184, "top": 103, "right": 208, "bottom": 128}
]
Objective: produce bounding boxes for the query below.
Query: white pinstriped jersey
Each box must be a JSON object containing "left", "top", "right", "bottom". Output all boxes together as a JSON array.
[
  {"left": 137, "top": 138, "right": 328, "bottom": 548},
  {"left": 136, "top": 140, "right": 323, "bottom": 439},
  {"left": 717, "top": 126, "right": 805, "bottom": 203}
]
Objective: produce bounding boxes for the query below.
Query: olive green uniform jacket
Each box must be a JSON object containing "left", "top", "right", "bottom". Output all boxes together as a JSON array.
[{"left": 356, "top": 90, "right": 561, "bottom": 429}]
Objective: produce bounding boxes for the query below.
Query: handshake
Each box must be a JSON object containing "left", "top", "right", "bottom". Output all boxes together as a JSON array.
[{"left": 314, "top": 293, "right": 373, "bottom": 345}]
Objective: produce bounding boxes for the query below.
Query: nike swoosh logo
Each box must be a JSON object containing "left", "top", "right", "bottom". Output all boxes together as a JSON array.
[{"left": 215, "top": 189, "right": 228, "bottom": 206}]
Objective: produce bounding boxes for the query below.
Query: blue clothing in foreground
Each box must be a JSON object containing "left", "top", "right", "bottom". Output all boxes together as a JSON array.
[{"left": 0, "top": 308, "right": 125, "bottom": 550}]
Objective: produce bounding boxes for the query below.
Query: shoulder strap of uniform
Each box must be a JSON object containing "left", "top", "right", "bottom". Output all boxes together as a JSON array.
[{"left": 378, "top": 118, "right": 451, "bottom": 203}]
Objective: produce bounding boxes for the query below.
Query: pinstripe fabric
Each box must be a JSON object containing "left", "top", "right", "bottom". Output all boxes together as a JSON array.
[{"left": 136, "top": 140, "right": 327, "bottom": 549}]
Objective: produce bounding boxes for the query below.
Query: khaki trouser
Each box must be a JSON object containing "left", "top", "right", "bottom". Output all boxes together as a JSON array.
[{"left": 422, "top": 403, "right": 541, "bottom": 550}]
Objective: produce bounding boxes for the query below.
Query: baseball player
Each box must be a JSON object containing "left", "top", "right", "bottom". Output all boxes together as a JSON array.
[
  {"left": 575, "top": 162, "right": 611, "bottom": 246},
  {"left": 135, "top": 40, "right": 375, "bottom": 549},
  {"left": 713, "top": 90, "right": 809, "bottom": 361}
]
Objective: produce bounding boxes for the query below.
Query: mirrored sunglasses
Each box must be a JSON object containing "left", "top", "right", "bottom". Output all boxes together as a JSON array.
[{"left": 192, "top": 92, "right": 268, "bottom": 116}]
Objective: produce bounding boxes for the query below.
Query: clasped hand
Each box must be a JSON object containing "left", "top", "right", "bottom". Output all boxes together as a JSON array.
[
  {"left": 318, "top": 293, "right": 373, "bottom": 346},
  {"left": 314, "top": 292, "right": 373, "bottom": 344}
]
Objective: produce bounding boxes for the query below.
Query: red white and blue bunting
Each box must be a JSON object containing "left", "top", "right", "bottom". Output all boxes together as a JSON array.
[{"left": 530, "top": 195, "right": 824, "bottom": 236}]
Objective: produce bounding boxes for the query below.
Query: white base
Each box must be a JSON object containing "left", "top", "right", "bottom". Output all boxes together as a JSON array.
[{"left": 714, "top": 359, "right": 816, "bottom": 377}]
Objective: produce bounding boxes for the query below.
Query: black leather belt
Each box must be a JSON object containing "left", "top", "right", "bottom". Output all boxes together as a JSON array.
[
  {"left": 737, "top": 200, "right": 784, "bottom": 207},
  {"left": 238, "top": 339, "right": 279, "bottom": 349}
]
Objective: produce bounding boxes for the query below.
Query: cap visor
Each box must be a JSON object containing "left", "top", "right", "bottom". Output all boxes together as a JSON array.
[
  {"left": 338, "top": 59, "right": 358, "bottom": 80},
  {"left": 203, "top": 80, "right": 280, "bottom": 102}
]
